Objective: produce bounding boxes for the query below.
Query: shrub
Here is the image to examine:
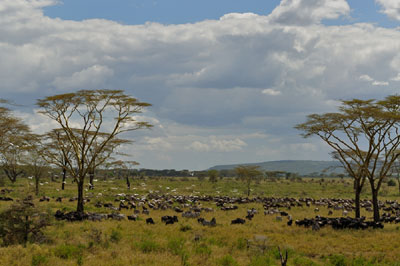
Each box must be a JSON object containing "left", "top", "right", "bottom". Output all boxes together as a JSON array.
[
  {"left": 0, "top": 201, "right": 51, "bottom": 246},
  {"left": 218, "top": 255, "right": 239, "bottom": 266},
  {"left": 31, "top": 254, "right": 48, "bottom": 266},
  {"left": 249, "top": 255, "right": 274, "bottom": 266},
  {"left": 195, "top": 243, "right": 212, "bottom": 256},
  {"left": 167, "top": 237, "right": 185, "bottom": 256},
  {"left": 110, "top": 229, "right": 122, "bottom": 243},
  {"left": 236, "top": 238, "right": 247, "bottom": 250},
  {"left": 137, "top": 239, "right": 160, "bottom": 253},
  {"left": 387, "top": 179, "right": 397, "bottom": 187},
  {"left": 54, "top": 244, "right": 83, "bottom": 260},
  {"left": 293, "top": 256, "right": 318, "bottom": 266},
  {"left": 328, "top": 254, "right": 347, "bottom": 266},
  {"left": 179, "top": 224, "right": 192, "bottom": 232}
]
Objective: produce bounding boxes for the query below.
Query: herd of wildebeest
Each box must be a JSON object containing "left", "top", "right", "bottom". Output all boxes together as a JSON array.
[{"left": 2, "top": 187, "right": 399, "bottom": 231}]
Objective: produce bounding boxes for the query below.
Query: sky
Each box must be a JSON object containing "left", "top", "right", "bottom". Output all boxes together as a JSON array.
[{"left": 1, "top": 0, "right": 400, "bottom": 170}]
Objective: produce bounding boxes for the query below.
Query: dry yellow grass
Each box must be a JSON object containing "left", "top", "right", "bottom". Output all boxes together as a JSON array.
[{"left": 0, "top": 177, "right": 399, "bottom": 265}]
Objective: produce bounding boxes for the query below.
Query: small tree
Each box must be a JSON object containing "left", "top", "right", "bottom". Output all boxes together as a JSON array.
[
  {"left": 0, "top": 201, "right": 50, "bottom": 246},
  {"left": 235, "top": 165, "right": 262, "bottom": 197},
  {"left": 37, "top": 90, "right": 152, "bottom": 213},
  {"left": 208, "top": 170, "right": 219, "bottom": 183},
  {"left": 109, "top": 160, "right": 139, "bottom": 189}
]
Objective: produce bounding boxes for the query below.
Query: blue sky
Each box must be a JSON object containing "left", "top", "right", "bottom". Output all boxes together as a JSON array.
[
  {"left": 44, "top": 0, "right": 397, "bottom": 27},
  {"left": 1, "top": 0, "right": 400, "bottom": 170}
]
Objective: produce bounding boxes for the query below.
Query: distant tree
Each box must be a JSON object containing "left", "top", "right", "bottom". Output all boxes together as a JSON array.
[
  {"left": 109, "top": 160, "right": 139, "bottom": 189},
  {"left": 0, "top": 105, "right": 32, "bottom": 183},
  {"left": 37, "top": 90, "right": 152, "bottom": 213},
  {"left": 235, "top": 165, "right": 263, "bottom": 197},
  {"left": 43, "top": 129, "right": 73, "bottom": 190},
  {"left": 296, "top": 97, "right": 400, "bottom": 222},
  {"left": 24, "top": 134, "right": 47, "bottom": 196},
  {"left": 208, "top": 170, "right": 219, "bottom": 183}
]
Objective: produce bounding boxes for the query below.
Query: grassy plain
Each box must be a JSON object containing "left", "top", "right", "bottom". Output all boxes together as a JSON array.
[{"left": 0, "top": 176, "right": 399, "bottom": 266}]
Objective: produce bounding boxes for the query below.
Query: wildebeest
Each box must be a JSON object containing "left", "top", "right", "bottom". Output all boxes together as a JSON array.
[
  {"left": 128, "top": 214, "right": 138, "bottom": 221},
  {"left": 161, "top": 215, "right": 178, "bottom": 224},
  {"left": 231, "top": 218, "right": 246, "bottom": 224},
  {"left": 197, "top": 217, "right": 216, "bottom": 226},
  {"left": 146, "top": 217, "right": 155, "bottom": 224}
]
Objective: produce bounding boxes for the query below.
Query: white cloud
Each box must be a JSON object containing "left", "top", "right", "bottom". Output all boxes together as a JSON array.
[
  {"left": 391, "top": 73, "right": 400, "bottom": 81},
  {"left": 376, "top": 0, "right": 400, "bottom": 21},
  {"left": 143, "top": 137, "right": 172, "bottom": 151},
  {"left": 1, "top": 0, "right": 400, "bottom": 170},
  {"left": 262, "top": 89, "right": 281, "bottom": 96},
  {"left": 53, "top": 65, "right": 114, "bottom": 90},
  {"left": 360, "top": 74, "right": 389, "bottom": 86},
  {"left": 359, "top": 75, "right": 374, "bottom": 82},
  {"left": 372, "top": 81, "right": 389, "bottom": 86},
  {"left": 188, "top": 137, "right": 247, "bottom": 152},
  {"left": 268, "top": 0, "right": 350, "bottom": 25}
]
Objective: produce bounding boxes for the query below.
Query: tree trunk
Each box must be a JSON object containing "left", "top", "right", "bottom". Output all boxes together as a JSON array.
[
  {"left": 247, "top": 179, "right": 251, "bottom": 197},
  {"left": 354, "top": 179, "right": 362, "bottom": 218},
  {"left": 126, "top": 176, "right": 130, "bottom": 189},
  {"left": 371, "top": 188, "right": 380, "bottom": 222},
  {"left": 77, "top": 180, "right": 84, "bottom": 213},
  {"left": 397, "top": 176, "right": 400, "bottom": 195},
  {"left": 35, "top": 177, "right": 39, "bottom": 196},
  {"left": 61, "top": 168, "right": 66, "bottom": 190},
  {"left": 89, "top": 168, "right": 94, "bottom": 190}
]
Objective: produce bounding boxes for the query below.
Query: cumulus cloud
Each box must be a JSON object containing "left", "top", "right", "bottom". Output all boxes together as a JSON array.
[
  {"left": 360, "top": 74, "right": 389, "bottom": 86},
  {"left": 262, "top": 89, "right": 281, "bottom": 96},
  {"left": 268, "top": 0, "right": 350, "bottom": 25},
  {"left": 188, "top": 137, "right": 247, "bottom": 152},
  {"left": 376, "top": 0, "right": 400, "bottom": 21},
  {"left": 53, "top": 65, "right": 114, "bottom": 90},
  {"left": 1, "top": 0, "right": 400, "bottom": 169}
]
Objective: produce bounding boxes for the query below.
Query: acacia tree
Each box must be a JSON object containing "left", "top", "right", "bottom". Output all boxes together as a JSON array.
[
  {"left": 0, "top": 107, "right": 32, "bottom": 183},
  {"left": 296, "top": 97, "right": 400, "bottom": 222},
  {"left": 208, "top": 170, "right": 219, "bottom": 183},
  {"left": 37, "top": 90, "right": 152, "bottom": 213},
  {"left": 109, "top": 160, "right": 139, "bottom": 189},
  {"left": 23, "top": 134, "right": 47, "bottom": 196},
  {"left": 235, "top": 165, "right": 263, "bottom": 197}
]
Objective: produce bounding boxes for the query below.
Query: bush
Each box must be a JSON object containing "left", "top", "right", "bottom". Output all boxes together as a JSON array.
[
  {"left": 179, "top": 224, "right": 192, "bottom": 232},
  {"left": 137, "top": 239, "right": 160, "bottom": 253},
  {"left": 109, "top": 229, "right": 122, "bottom": 243},
  {"left": 387, "top": 179, "right": 397, "bottom": 187},
  {"left": 218, "top": 255, "right": 239, "bottom": 266},
  {"left": 167, "top": 237, "right": 185, "bottom": 255},
  {"left": 54, "top": 244, "right": 84, "bottom": 260},
  {"left": 249, "top": 255, "right": 274, "bottom": 266},
  {"left": 0, "top": 201, "right": 51, "bottom": 246},
  {"left": 195, "top": 243, "right": 212, "bottom": 256},
  {"left": 31, "top": 254, "right": 48, "bottom": 266},
  {"left": 293, "top": 256, "right": 318, "bottom": 266},
  {"left": 328, "top": 254, "right": 347, "bottom": 266}
]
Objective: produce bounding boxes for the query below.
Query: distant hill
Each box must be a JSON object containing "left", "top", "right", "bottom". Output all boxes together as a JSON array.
[{"left": 209, "top": 160, "right": 344, "bottom": 176}]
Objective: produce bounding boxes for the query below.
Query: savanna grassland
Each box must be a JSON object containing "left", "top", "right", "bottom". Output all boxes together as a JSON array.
[{"left": 0, "top": 176, "right": 400, "bottom": 266}]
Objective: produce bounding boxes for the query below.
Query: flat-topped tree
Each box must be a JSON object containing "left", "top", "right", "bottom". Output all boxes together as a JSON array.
[
  {"left": 37, "top": 90, "right": 152, "bottom": 213},
  {"left": 235, "top": 165, "right": 263, "bottom": 197},
  {"left": 296, "top": 96, "right": 400, "bottom": 222}
]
